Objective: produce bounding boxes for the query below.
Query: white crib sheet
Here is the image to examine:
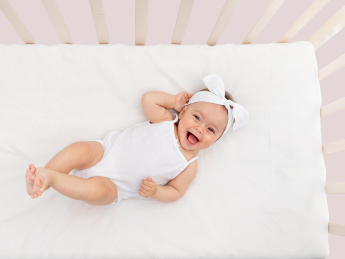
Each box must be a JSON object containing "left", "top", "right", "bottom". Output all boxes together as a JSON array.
[{"left": 0, "top": 42, "right": 329, "bottom": 258}]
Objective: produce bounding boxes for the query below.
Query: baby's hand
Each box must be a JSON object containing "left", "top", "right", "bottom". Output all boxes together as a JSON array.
[
  {"left": 139, "top": 176, "right": 157, "bottom": 198},
  {"left": 174, "top": 92, "right": 194, "bottom": 112}
]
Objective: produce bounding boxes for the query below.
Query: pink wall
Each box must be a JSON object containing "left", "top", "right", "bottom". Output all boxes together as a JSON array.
[{"left": 1, "top": 0, "right": 344, "bottom": 258}]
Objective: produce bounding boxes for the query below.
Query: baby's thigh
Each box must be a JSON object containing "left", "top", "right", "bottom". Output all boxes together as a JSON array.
[
  {"left": 75, "top": 141, "right": 104, "bottom": 170},
  {"left": 87, "top": 176, "right": 118, "bottom": 205}
]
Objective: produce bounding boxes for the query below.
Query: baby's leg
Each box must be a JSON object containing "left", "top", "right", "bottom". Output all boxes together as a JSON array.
[
  {"left": 31, "top": 167, "right": 111, "bottom": 204},
  {"left": 26, "top": 141, "right": 104, "bottom": 197}
]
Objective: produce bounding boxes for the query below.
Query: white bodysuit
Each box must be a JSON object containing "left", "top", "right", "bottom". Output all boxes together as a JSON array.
[{"left": 71, "top": 113, "right": 199, "bottom": 204}]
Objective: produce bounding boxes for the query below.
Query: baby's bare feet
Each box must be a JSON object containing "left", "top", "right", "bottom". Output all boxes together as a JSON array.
[
  {"left": 26, "top": 164, "right": 38, "bottom": 197},
  {"left": 30, "top": 167, "right": 56, "bottom": 199}
]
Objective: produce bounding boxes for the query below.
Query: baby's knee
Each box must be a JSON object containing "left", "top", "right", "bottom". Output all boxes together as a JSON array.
[
  {"left": 86, "top": 177, "right": 118, "bottom": 205},
  {"left": 71, "top": 141, "right": 104, "bottom": 170},
  {"left": 85, "top": 177, "right": 108, "bottom": 202}
]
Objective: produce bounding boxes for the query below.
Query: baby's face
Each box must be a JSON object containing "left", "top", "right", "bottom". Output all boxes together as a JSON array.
[{"left": 177, "top": 102, "right": 228, "bottom": 151}]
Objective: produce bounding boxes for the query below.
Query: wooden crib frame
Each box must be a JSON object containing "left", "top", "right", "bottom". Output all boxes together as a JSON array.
[{"left": 1, "top": 0, "right": 344, "bottom": 237}]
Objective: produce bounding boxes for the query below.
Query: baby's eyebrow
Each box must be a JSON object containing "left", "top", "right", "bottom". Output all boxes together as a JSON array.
[{"left": 194, "top": 110, "right": 219, "bottom": 133}]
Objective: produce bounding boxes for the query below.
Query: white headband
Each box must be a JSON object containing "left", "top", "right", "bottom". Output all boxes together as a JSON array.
[{"left": 182, "top": 74, "right": 249, "bottom": 138}]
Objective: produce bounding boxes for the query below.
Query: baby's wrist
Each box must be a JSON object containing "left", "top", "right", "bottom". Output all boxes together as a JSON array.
[
  {"left": 173, "top": 96, "right": 178, "bottom": 111},
  {"left": 151, "top": 185, "right": 160, "bottom": 198}
]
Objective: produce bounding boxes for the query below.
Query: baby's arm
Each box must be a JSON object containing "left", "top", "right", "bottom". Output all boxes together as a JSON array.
[
  {"left": 142, "top": 91, "right": 176, "bottom": 124},
  {"left": 151, "top": 185, "right": 181, "bottom": 202},
  {"left": 142, "top": 91, "right": 193, "bottom": 123},
  {"left": 151, "top": 162, "right": 197, "bottom": 202}
]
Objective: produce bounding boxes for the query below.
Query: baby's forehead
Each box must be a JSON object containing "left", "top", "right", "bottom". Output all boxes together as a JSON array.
[{"left": 192, "top": 102, "right": 227, "bottom": 114}]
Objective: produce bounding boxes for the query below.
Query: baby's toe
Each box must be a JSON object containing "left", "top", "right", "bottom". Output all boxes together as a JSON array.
[
  {"left": 27, "top": 165, "right": 36, "bottom": 183},
  {"left": 33, "top": 177, "right": 42, "bottom": 194},
  {"left": 29, "top": 164, "right": 36, "bottom": 173}
]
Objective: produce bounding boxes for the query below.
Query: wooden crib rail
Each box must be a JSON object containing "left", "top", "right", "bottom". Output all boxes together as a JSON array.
[
  {"left": 135, "top": 0, "right": 149, "bottom": 45},
  {"left": 1, "top": 0, "right": 345, "bottom": 50},
  {"left": 242, "top": 0, "right": 285, "bottom": 44},
  {"left": 277, "top": 0, "right": 330, "bottom": 43},
  {"left": 319, "top": 53, "right": 345, "bottom": 81},
  {"left": 326, "top": 182, "right": 345, "bottom": 194},
  {"left": 0, "top": 0, "right": 35, "bottom": 43},
  {"left": 41, "top": 0, "right": 72, "bottom": 44},
  {"left": 320, "top": 97, "right": 345, "bottom": 118},
  {"left": 89, "top": 0, "right": 108, "bottom": 44},
  {"left": 207, "top": 0, "right": 240, "bottom": 46},
  {"left": 322, "top": 139, "right": 345, "bottom": 155},
  {"left": 307, "top": 4, "right": 345, "bottom": 51},
  {"left": 329, "top": 223, "right": 345, "bottom": 236},
  {"left": 170, "top": 0, "right": 194, "bottom": 45}
]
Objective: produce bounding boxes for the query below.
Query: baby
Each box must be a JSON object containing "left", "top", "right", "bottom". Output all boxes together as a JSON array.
[{"left": 25, "top": 74, "right": 249, "bottom": 205}]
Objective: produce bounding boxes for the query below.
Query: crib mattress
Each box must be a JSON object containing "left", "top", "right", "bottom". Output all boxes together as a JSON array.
[{"left": 0, "top": 42, "right": 329, "bottom": 258}]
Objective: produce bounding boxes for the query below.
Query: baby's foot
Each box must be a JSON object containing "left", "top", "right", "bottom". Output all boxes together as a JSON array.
[
  {"left": 30, "top": 167, "right": 56, "bottom": 199},
  {"left": 26, "top": 164, "right": 38, "bottom": 197}
]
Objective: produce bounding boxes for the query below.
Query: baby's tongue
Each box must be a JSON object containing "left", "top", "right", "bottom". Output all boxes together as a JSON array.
[{"left": 188, "top": 133, "right": 197, "bottom": 144}]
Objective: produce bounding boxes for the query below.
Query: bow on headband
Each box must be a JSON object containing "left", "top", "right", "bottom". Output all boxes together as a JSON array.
[{"left": 182, "top": 74, "right": 249, "bottom": 139}]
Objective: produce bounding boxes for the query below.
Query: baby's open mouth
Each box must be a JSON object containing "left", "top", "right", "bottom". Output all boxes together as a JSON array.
[{"left": 187, "top": 131, "right": 199, "bottom": 145}]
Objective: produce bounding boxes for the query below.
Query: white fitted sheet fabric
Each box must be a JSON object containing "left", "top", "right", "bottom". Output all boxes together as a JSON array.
[{"left": 0, "top": 42, "right": 329, "bottom": 259}]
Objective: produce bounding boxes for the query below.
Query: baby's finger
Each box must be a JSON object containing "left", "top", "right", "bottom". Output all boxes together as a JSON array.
[
  {"left": 144, "top": 182, "right": 153, "bottom": 187},
  {"left": 144, "top": 180, "right": 153, "bottom": 186},
  {"left": 140, "top": 186, "right": 149, "bottom": 193},
  {"left": 142, "top": 185, "right": 151, "bottom": 191},
  {"left": 139, "top": 190, "right": 146, "bottom": 197}
]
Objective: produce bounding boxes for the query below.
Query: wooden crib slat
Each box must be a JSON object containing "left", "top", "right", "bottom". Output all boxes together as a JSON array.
[
  {"left": 307, "top": 5, "right": 345, "bottom": 51},
  {"left": 89, "top": 0, "right": 109, "bottom": 44},
  {"left": 320, "top": 97, "right": 345, "bottom": 118},
  {"left": 171, "top": 0, "right": 195, "bottom": 45},
  {"left": 319, "top": 53, "right": 345, "bottom": 81},
  {"left": 329, "top": 223, "right": 345, "bottom": 236},
  {"left": 242, "top": 0, "right": 285, "bottom": 44},
  {"left": 41, "top": 0, "right": 72, "bottom": 44},
  {"left": 206, "top": 0, "right": 240, "bottom": 46},
  {"left": 0, "top": 0, "right": 35, "bottom": 44},
  {"left": 326, "top": 182, "right": 345, "bottom": 194},
  {"left": 135, "top": 0, "right": 149, "bottom": 45},
  {"left": 277, "top": 0, "right": 330, "bottom": 43},
  {"left": 322, "top": 139, "right": 345, "bottom": 156}
]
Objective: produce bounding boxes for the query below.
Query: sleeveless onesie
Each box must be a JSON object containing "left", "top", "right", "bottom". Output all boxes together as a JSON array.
[{"left": 71, "top": 113, "right": 199, "bottom": 204}]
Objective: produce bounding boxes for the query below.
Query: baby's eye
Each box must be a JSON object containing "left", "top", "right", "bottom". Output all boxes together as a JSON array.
[{"left": 194, "top": 115, "right": 214, "bottom": 133}]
